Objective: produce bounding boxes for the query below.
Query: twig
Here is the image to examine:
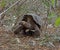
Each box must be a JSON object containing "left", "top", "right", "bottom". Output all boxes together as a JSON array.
[
  {"left": 0, "top": 0, "right": 26, "bottom": 17},
  {"left": 0, "top": 0, "right": 27, "bottom": 26}
]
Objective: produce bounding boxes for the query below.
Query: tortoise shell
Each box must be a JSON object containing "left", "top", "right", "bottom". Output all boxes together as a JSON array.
[{"left": 22, "top": 13, "right": 43, "bottom": 28}]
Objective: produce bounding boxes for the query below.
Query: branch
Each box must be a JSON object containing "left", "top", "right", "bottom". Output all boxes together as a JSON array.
[
  {"left": 0, "top": 0, "right": 26, "bottom": 17},
  {"left": 0, "top": 0, "right": 27, "bottom": 26}
]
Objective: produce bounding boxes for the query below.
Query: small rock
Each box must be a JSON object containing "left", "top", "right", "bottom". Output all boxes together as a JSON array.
[
  {"left": 35, "top": 38, "right": 40, "bottom": 41},
  {"left": 47, "top": 24, "right": 53, "bottom": 29},
  {"left": 28, "top": 40, "right": 36, "bottom": 46},
  {"left": 15, "top": 38, "right": 21, "bottom": 44}
]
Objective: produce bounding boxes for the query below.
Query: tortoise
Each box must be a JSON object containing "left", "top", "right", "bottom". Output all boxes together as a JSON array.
[{"left": 14, "top": 13, "right": 42, "bottom": 37}]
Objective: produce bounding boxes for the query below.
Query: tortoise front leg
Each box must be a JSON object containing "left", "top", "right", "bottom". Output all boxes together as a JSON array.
[
  {"left": 14, "top": 21, "right": 33, "bottom": 34},
  {"left": 13, "top": 25, "right": 23, "bottom": 34},
  {"left": 19, "top": 21, "right": 32, "bottom": 29},
  {"left": 34, "top": 25, "right": 41, "bottom": 37}
]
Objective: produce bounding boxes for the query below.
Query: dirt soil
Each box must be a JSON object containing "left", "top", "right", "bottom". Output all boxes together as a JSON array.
[{"left": 0, "top": 27, "right": 60, "bottom": 50}]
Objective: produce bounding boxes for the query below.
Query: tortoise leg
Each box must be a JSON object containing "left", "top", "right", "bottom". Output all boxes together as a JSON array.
[
  {"left": 34, "top": 25, "right": 40, "bottom": 37},
  {"left": 20, "top": 21, "right": 41, "bottom": 37},
  {"left": 19, "top": 21, "right": 32, "bottom": 29},
  {"left": 14, "top": 25, "right": 23, "bottom": 34},
  {"left": 14, "top": 21, "right": 33, "bottom": 35}
]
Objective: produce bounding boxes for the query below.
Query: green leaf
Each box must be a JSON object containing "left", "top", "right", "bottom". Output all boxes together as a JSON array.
[
  {"left": 42, "top": 0, "right": 50, "bottom": 7},
  {"left": 44, "top": 2, "right": 49, "bottom": 7},
  {"left": 55, "top": 17, "right": 60, "bottom": 27},
  {"left": 0, "top": 0, "right": 6, "bottom": 8},
  {"left": 48, "top": 12, "right": 55, "bottom": 19},
  {"left": 51, "top": 0, "right": 55, "bottom": 6},
  {"left": 44, "top": 1, "right": 50, "bottom": 7}
]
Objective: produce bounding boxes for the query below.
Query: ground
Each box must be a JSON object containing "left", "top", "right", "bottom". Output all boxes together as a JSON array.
[{"left": 0, "top": 27, "right": 60, "bottom": 50}]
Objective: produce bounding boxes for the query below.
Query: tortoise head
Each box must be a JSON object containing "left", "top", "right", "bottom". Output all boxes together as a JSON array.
[{"left": 22, "top": 15, "right": 33, "bottom": 22}]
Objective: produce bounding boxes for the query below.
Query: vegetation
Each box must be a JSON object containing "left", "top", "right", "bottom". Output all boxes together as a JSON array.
[{"left": 0, "top": 0, "right": 60, "bottom": 50}]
